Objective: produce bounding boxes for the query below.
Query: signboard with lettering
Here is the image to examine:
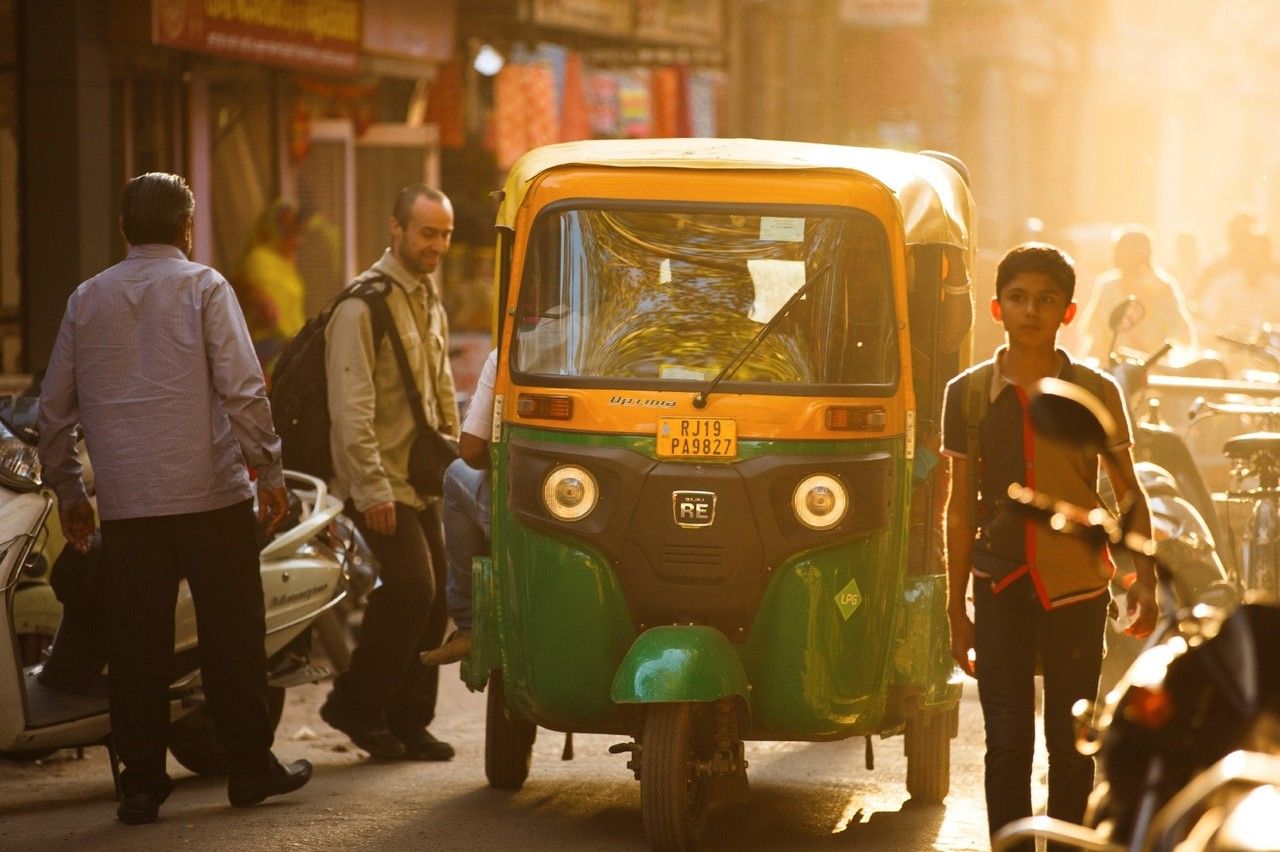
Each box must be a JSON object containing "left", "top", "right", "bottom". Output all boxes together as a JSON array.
[
  {"left": 151, "top": 0, "right": 361, "bottom": 74},
  {"left": 529, "top": 0, "right": 632, "bottom": 38},
  {"left": 634, "top": 0, "right": 723, "bottom": 47}
]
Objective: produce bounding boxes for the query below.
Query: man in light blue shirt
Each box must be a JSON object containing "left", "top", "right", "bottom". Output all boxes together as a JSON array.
[{"left": 38, "top": 172, "right": 311, "bottom": 824}]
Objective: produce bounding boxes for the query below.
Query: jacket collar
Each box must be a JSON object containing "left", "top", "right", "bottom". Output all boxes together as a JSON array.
[{"left": 373, "top": 248, "right": 437, "bottom": 298}]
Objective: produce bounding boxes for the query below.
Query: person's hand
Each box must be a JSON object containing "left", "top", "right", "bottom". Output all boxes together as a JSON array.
[
  {"left": 1124, "top": 577, "right": 1159, "bottom": 639},
  {"left": 363, "top": 501, "right": 397, "bottom": 536},
  {"left": 948, "top": 607, "right": 976, "bottom": 678},
  {"left": 257, "top": 483, "right": 289, "bottom": 535},
  {"left": 59, "top": 500, "right": 97, "bottom": 554}
]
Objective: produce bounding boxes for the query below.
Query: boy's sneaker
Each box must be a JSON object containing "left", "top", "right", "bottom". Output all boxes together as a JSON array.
[{"left": 319, "top": 694, "right": 406, "bottom": 760}]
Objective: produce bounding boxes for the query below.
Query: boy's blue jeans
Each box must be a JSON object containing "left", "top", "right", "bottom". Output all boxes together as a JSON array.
[
  {"left": 973, "top": 579, "right": 1108, "bottom": 852},
  {"left": 442, "top": 457, "right": 491, "bottom": 632}
]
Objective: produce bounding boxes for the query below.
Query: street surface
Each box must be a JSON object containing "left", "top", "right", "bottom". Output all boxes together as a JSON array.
[{"left": 0, "top": 666, "right": 1056, "bottom": 851}]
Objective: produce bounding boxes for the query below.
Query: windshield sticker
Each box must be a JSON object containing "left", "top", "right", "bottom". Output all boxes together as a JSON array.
[
  {"left": 746, "top": 259, "right": 807, "bottom": 323},
  {"left": 659, "top": 258, "right": 672, "bottom": 284},
  {"left": 759, "top": 216, "right": 804, "bottom": 242}
]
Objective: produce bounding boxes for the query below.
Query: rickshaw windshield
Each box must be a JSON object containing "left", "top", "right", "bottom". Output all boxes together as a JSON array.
[{"left": 512, "top": 203, "right": 898, "bottom": 393}]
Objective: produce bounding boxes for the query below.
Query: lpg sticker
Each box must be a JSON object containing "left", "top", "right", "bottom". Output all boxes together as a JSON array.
[{"left": 835, "top": 576, "right": 863, "bottom": 620}]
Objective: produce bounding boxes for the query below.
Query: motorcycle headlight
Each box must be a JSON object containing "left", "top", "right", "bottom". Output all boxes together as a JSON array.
[
  {"left": 542, "top": 465, "right": 598, "bottom": 522},
  {"left": 0, "top": 420, "right": 41, "bottom": 492},
  {"left": 792, "top": 474, "right": 848, "bottom": 530}
]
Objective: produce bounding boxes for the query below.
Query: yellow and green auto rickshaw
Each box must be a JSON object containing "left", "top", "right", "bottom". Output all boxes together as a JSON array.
[{"left": 462, "top": 138, "right": 972, "bottom": 850}]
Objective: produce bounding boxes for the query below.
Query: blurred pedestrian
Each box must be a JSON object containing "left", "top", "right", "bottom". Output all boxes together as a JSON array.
[
  {"left": 37, "top": 172, "right": 311, "bottom": 824},
  {"left": 233, "top": 199, "right": 307, "bottom": 375},
  {"left": 1074, "top": 226, "right": 1196, "bottom": 360},
  {"left": 1196, "top": 212, "right": 1280, "bottom": 337},
  {"left": 319, "top": 185, "right": 460, "bottom": 761}
]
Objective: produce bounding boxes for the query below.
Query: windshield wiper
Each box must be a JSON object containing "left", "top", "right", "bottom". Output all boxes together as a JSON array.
[{"left": 692, "top": 263, "right": 831, "bottom": 409}]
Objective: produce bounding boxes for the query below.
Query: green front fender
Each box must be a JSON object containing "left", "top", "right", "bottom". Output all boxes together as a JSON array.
[{"left": 610, "top": 626, "right": 750, "bottom": 707}]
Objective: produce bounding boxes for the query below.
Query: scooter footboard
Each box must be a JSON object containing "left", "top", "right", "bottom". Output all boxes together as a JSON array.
[{"left": 610, "top": 626, "right": 750, "bottom": 709}]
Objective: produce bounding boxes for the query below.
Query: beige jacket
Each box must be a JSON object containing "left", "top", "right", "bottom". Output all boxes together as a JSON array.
[{"left": 326, "top": 249, "right": 459, "bottom": 511}]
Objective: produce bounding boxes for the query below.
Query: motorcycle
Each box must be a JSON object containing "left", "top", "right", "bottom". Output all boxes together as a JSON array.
[
  {"left": 992, "top": 378, "right": 1280, "bottom": 852},
  {"left": 1096, "top": 303, "right": 1235, "bottom": 689},
  {"left": 0, "top": 396, "right": 352, "bottom": 782}
]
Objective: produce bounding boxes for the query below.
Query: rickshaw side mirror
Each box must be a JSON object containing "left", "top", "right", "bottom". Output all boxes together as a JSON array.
[{"left": 1027, "top": 377, "right": 1118, "bottom": 454}]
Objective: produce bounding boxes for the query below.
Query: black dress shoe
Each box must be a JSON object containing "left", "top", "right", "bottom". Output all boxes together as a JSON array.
[
  {"left": 117, "top": 792, "right": 163, "bottom": 825},
  {"left": 400, "top": 729, "right": 455, "bottom": 761},
  {"left": 320, "top": 696, "right": 406, "bottom": 760},
  {"left": 228, "top": 758, "right": 313, "bottom": 808}
]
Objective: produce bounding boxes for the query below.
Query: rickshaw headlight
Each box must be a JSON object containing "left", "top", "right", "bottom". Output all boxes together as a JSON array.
[
  {"left": 542, "top": 465, "right": 598, "bottom": 521},
  {"left": 792, "top": 474, "right": 848, "bottom": 530}
]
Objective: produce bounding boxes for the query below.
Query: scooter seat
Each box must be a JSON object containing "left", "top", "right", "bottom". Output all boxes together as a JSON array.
[{"left": 1223, "top": 432, "right": 1280, "bottom": 460}]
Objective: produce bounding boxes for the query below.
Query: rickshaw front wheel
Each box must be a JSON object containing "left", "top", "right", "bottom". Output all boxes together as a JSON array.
[
  {"left": 485, "top": 669, "right": 537, "bottom": 790},
  {"left": 904, "top": 704, "right": 957, "bottom": 803},
  {"left": 641, "top": 702, "right": 714, "bottom": 852}
]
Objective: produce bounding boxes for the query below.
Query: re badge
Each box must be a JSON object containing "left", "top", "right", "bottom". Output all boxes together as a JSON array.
[{"left": 672, "top": 491, "right": 716, "bottom": 528}]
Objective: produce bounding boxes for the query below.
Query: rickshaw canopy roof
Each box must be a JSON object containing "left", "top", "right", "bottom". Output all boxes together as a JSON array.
[{"left": 496, "top": 138, "right": 974, "bottom": 250}]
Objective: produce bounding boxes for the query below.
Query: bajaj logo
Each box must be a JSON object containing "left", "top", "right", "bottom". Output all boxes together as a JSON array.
[{"left": 673, "top": 491, "right": 716, "bottom": 528}]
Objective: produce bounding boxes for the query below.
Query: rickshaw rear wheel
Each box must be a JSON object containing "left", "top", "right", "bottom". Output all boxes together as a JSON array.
[
  {"left": 485, "top": 669, "right": 536, "bottom": 790},
  {"left": 641, "top": 702, "right": 713, "bottom": 852},
  {"left": 904, "top": 704, "right": 956, "bottom": 803}
]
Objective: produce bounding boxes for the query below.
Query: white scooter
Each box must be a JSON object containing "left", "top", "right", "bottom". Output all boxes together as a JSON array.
[{"left": 0, "top": 410, "right": 349, "bottom": 784}]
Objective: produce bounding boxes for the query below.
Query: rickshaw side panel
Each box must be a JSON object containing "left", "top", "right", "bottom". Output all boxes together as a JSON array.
[{"left": 890, "top": 574, "right": 964, "bottom": 712}]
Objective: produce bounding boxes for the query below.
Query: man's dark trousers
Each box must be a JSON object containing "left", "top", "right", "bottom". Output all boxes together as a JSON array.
[
  {"left": 332, "top": 500, "right": 448, "bottom": 737},
  {"left": 101, "top": 499, "right": 274, "bottom": 796},
  {"left": 973, "top": 580, "right": 1108, "bottom": 852}
]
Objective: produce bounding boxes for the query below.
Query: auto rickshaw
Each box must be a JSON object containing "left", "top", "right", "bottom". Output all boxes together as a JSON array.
[{"left": 461, "top": 138, "right": 971, "bottom": 850}]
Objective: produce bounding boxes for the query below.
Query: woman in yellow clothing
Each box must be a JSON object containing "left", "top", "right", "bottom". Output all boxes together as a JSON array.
[{"left": 234, "top": 199, "right": 306, "bottom": 375}]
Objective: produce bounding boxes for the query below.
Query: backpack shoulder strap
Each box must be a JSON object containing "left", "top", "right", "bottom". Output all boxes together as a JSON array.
[{"left": 962, "top": 361, "right": 995, "bottom": 524}]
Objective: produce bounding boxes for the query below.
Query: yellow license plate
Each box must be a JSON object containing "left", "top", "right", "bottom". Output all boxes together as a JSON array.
[{"left": 657, "top": 418, "right": 737, "bottom": 459}]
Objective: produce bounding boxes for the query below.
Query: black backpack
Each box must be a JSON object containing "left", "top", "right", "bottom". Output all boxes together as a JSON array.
[{"left": 269, "top": 276, "right": 394, "bottom": 480}]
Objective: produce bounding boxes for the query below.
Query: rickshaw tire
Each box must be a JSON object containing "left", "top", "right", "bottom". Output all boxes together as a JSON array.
[
  {"left": 485, "top": 670, "right": 536, "bottom": 790},
  {"left": 641, "top": 702, "right": 711, "bottom": 852},
  {"left": 904, "top": 705, "right": 955, "bottom": 803}
]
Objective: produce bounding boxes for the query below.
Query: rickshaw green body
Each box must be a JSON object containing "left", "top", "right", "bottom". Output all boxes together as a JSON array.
[
  {"left": 464, "top": 138, "right": 969, "bottom": 747},
  {"left": 463, "top": 432, "right": 960, "bottom": 739}
]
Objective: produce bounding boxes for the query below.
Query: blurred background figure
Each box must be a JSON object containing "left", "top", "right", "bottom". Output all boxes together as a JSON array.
[
  {"left": 1197, "top": 212, "right": 1280, "bottom": 340},
  {"left": 233, "top": 199, "right": 307, "bottom": 375},
  {"left": 1074, "top": 225, "right": 1196, "bottom": 361}
]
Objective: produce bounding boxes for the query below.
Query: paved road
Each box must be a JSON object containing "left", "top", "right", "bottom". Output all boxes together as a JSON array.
[{"left": 0, "top": 665, "right": 1041, "bottom": 851}]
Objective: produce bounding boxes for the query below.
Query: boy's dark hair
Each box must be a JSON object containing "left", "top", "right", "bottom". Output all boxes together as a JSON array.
[
  {"left": 995, "top": 242, "right": 1076, "bottom": 301},
  {"left": 121, "top": 172, "right": 194, "bottom": 246},
  {"left": 392, "top": 184, "right": 449, "bottom": 228}
]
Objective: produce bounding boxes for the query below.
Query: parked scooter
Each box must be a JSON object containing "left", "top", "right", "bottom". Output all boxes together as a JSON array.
[
  {"left": 0, "top": 398, "right": 350, "bottom": 780},
  {"left": 992, "top": 378, "right": 1280, "bottom": 852}
]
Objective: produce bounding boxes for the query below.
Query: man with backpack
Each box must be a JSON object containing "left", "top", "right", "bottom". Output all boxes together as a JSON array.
[
  {"left": 317, "top": 185, "right": 460, "bottom": 761},
  {"left": 940, "top": 243, "right": 1159, "bottom": 850}
]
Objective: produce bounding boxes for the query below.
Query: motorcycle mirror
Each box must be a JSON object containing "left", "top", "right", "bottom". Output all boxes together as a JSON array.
[
  {"left": 1107, "top": 295, "right": 1145, "bottom": 334},
  {"left": 1028, "top": 377, "right": 1119, "bottom": 453}
]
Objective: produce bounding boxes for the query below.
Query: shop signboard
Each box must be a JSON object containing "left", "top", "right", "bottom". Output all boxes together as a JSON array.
[
  {"left": 634, "top": 0, "right": 723, "bottom": 47},
  {"left": 529, "top": 0, "right": 632, "bottom": 38},
  {"left": 838, "top": 0, "right": 930, "bottom": 28},
  {"left": 151, "top": 0, "right": 361, "bottom": 74},
  {"left": 363, "top": 0, "right": 456, "bottom": 65}
]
